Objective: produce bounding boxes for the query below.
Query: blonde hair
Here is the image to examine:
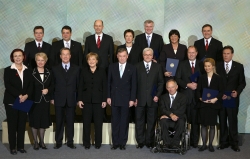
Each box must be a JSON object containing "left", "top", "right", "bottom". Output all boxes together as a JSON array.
[
  {"left": 203, "top": 58, "right": 217, "bottom": 74},
  {"left": 86, "top": 52, "right": 99, "bottom": 61},
  {"left": 35, "top": 52, "right": 48, "bottom": 62}
]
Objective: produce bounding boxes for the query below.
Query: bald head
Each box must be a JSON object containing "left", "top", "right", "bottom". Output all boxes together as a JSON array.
[{"left": 94, "top": 20, "right": 104, "bottom": 35}]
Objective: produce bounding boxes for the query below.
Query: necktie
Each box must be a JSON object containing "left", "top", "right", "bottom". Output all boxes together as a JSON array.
[
  {"left": 147, "top": 36, "right": 150, "bottom": 47},
  {"left": 65, "top": 65, "right": 68, "bottom": 72},
  {"left": 191, "top": 62, "right": 195, "bottom": 74},
  {"left": 170, "top": 95, "right": 175, "bottom": 108},
  {"left": 146, "top": 63, "right": 149, "bottom": 74},
  {"left": 225, "top": 63, "right": 229, "bottom": 74},
  {"left": 66, "top": 42, "right": 69, "bottom": 48},
  {"left": 120, "top": 64, "right": 123, "bottom": 78},
  {"left": 97, "top": 36, "right": 101, "bottom": 48},
  {"left": 38, "top": 43, "right": 41, "bottom": 50},
  {"left": 205, "top": 40, "right": 208, "bottom": 51}
]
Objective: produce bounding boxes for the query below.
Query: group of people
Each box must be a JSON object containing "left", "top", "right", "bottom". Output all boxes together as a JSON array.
[{"left": 3, "top": 19, "right": 246, "bottom": 156}]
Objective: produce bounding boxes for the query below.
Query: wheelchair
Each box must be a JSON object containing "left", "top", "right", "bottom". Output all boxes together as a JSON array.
[{"left": 151, "top": 119, "right": 190, "bottom": 155}]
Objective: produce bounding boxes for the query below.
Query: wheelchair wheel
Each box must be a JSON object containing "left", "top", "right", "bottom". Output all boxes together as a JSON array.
[
  {"left": 151, "top": 147, "right": 159, "bottom": 153},
  {"left": 179, "top": 132, "right": 187, "bottom": 154}
]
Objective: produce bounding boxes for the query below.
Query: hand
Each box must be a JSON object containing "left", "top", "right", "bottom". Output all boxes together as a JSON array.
[
  {"left": 107, "top": 98, "right": 111, "bottom": 106},
  {"left": 42, "top": 89, "right": 48, "bottom": 95},
  {"left": 134, "top": 99, "right": 138, "bottom": 107},
  {"left": 204, "top": 98, "right": 218, "bottom": 104},
  {"left": 231, "top": 90, "right": 238, "bottom": 98},
  {"left": 170, "top": 114, "right": 178, "bottom": 121},
  {"left": 19, "top": 94, "right": 28, "bottom": 103},
  {"left": 50, "top": 100, "right": 54, "bottom": 105},
  {"left": 164, "top": 72, "right": 172, "bottom": 77},
  {"left": 78, "top": 101, "right": 84, "bottom": 108},
  {"left": 160, "top": 115, "right": 169, "bottom": 119},
  {"left": 153, "top": 96, "right": 158, "bottom": 102},
  {"left": 187, "top": 82, "right": 197, "bottom": 90},
  {"left": 152, "top": 59, "right": 157, "bottom": 63},
  {"left": 129, "top": 101, "right": 134, "bottom": 107},
  {"left": 101, "top": 102, "right": 107, "bottom": 108},
  {"left": 222, "top": 94, "right": 227, "bottom": 100}
]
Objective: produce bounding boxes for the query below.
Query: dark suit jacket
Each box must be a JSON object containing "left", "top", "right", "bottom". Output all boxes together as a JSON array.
[
  {"left": 31, "top": 68, "right": 54, "bottom": 103},
  {"left": 175, "top": 59, "right": 201, "bottom": 105},
  {"left": 78, "top": 67, "right": 107, "bottom": 103},
  {"left": 194, "top": 37, "right": 223, "bottom": 62},
  {"left": 115, "top": 44, "right": 143, "bottom": 65},
  {"left": 107, "top": 63, "right": 136, "bottom": 106},
  {"left": 134, "top": 33, "right": 164, "bottom": 60},
  {"left": 24, "top": 40, "right": 51, "bottom": 69},
  {"left": 196, "top": 73, "right": 224, "bottom": 109},
  {"left": 3, "top": 66, "right": 33, "bottom": 104},
  {"left": 50, "top": 40, "right": 83, "bottom": 67},
  {"left": 136, "top": 62, "right": 164, "bottom": 106},
  {"left": 84, "top": 33, "right": 114, "bottom": 68},
  {"left": 159, "top": 43, "right": 187, "bottom": 73},
  {"left": 52, "top": 63, "right": 80, "bottom": 107},
  {"left": 159, "top": 92, "right": 187, "bottom": 119},
  {"left": 216, "top": 61, "right": 246, "bottom": 107}
]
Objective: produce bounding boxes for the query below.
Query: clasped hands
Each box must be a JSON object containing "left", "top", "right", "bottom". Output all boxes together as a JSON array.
[
  {"left": 19, "top": 94, "right": 28, "bottom": 103},
  {"left": 160, "top": 113, "right": 179, "bottom": 121},
  {"left": 200, "top": 97, "right": 218, "bottom": 103}
]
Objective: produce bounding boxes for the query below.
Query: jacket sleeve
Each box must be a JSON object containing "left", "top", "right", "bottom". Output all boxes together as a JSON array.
[
  {"left": 4, "top": 68, "right": 20, "bottom": 97},
  {"left": 236, "top": 64, "right": 246, "bottom": 95},
  {"left": 156, "top": 65, "right": 164, "bottom": 97},
  {"left": 102, "top": 69, "right": 108, "bottom": 102}
]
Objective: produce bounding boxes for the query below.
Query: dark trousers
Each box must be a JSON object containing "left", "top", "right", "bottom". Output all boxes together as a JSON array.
[
  {"left": 82, "top": 103, "right": 104, "bottom": 147},
  {"left": 5, "top": 104, "right": 27, "bottom": 150},
  {"left": 219, "top": 107, "right": 239, "bottom": 146},
  {"left": 111, "top": 105, "right": 129, "bottom": 146},
  {"left": 160, "top": 118, "right": 185, "bottom": 145},
  {"left": 135, "top": 105, "right": 157, "bottom": 144},
  {"left": 55, "top": 105, "right": 75, "bottom": 145},
  {"left": 188, "top": 105, "right": 199, "bottom": 145}
]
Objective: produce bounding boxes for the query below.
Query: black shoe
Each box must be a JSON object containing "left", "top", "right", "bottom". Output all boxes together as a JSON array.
[
  {"left": 136, "top": 143, "right": 144, "bottom": 149},
  {"left": 217, "top": 144, "right": 229, "bottom": 150},
  {"left": 146, "top": 143, "right": 153, "bottom": 148},
  {"left": 67, "top": 144, "right": 76, "bottom": 149},
  {"left": 85, "top": 145, "right": 90, "bottom": 149},
  {"left": 17, "top": 149, "right": 27, "bottom": 153},
  {"left": 33, "top": 142, "right": 39, "bottom": 150},
  {"left": 191, "top": 143, "right": 198, "bottom": 148},
  {"left": 120, "top": 145, "right": 126, "bottom": 150},
  {"left": 111, "top": 145, "right": 119, "bottom": 150},
  {"left": 10, "top": 150, "right": 17, "bottom": 155},
  {"left": 209, "top": 145, "right": 215, "bottom": 152},
  {"left": 39, "top": 142, "right": 47, "bottom": 150},
  {"left": 198, "top": 145, "right": 207, "bottom": 152},
  {"left": 231, "top": 145, "right": 240, "bottom": 152},
  {"left": 95, "top": 145, "right": 101, "bottom": 149},
  {"left": 54, "top": 144, "right": 62, "bottom": 149}
]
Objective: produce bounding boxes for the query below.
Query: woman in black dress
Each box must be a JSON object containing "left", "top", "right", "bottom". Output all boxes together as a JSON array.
[
  {"left": 78, "top": 52, "right": 107, "bottom": 149},
  {"left": 29, "top": 53, "right": 53, "bottom": 150},
  {"left": 3, "top": 49, "right": 33, "bottom": 155},
  {"left": 196, "top": 58, "right": 223, "bottom": 152}
]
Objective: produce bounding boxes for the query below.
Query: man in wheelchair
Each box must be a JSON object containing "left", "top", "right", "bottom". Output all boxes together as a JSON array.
[{"left": 159, "top": 79, "right": 187, "bottom": 149}]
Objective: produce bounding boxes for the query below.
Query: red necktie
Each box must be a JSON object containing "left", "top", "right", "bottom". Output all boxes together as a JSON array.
[
  {"left": 205, "top": 40, "right": 208, "bottom": 51},
  {"left": 97, "top": 36, "right": 101, "bottom": 48},
  {"left": 191, "top": 62, "right": 195, "bottom": 74},
  {"left": 38, "top": 43, "right": 41, "bottom": 50}
]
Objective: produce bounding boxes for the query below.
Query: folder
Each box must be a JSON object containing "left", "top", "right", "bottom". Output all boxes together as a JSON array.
[
  {"left": 189, "top": 71, "right": 200, "bottom": 83},
  {"left": 151, "top": 85, "right": 157, "bottom": 97},
  {"left": 13, "top": 97, "right": 33, "bottom": 112},
  {"left": 202, "top": 88, "right": 219, "bottom": 101},
  {"left": 153, "top": 50, "right": 159, "bottom": 60},
  {"left": 223, "top": 91, "right": 236, "bottom": 108},
  {"left": 166, "top": 58, "right": 179, "bottom": 76}
]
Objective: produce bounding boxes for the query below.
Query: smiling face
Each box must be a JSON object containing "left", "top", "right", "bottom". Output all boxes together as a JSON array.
[
  {"left": 202, "top": 26, "right": 212, "bottom": 39},
  {"left": 144, "top": 22, "right": 154, "bottom": 34},
  {"left": 34, "top": 29, "right": 44, "bottom": 42},
  {"left": 223, "top": 48, "right": 234, "bottom": 63},
  {"left": 87, "top": 56, "right": 98, "bottom": 67},
  {"left": 204, "top": 61, "right": 214, "bottom": 73},
  {"left": 187, "top": 47, "right": 198, "bottom": 61},
  {"left": 117, "top": 51, "right": 128, "bottom": 64},
  {"left": 60, "top": 49, "right": 71, "bottom": 63},
  {"left": 170, "top": 34, "right": 179, "bottom": 44},
  {"left": 13, "top": 51, "right": 24, "bottom": 65},
  {"left": 143, "top": 50, "right": 153, "bottom": 62},
  {"left": 166, "top": 81, "right": 178, "bottom": 95},
  {"left": 94, "top": 20, "right": 104, "bottom": 35},
  {"left": 36, "top": 56, "right": 46, "bottom": 68}
]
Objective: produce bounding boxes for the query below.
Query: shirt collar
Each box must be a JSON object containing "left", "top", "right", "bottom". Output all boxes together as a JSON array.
[
  {"left": 224, "top": 60, "right": 232, "bottom": 66},
  {"left": 95, "top": 33, "right": 103, "bottom": 38},
  {"left": 143, "top": 61, "right": 152, "bottom": 66},
  {"left": 62, "top": 62, "right": 70, "bottom": 68},
  {"left": 189, "top": 59, "right": 196, "bottom": 66},
  {"left": 145, "top": 33, "right": 153, "bottom": 37},
  {"left": 63, "top": 40, "right": 71, "bottom": 47},
  {"left": 35, "top": 40, "right": 43, "bottom": 47},
  {"left": 10, "top": 63, "right": 27, "bottom": 70},
  {"left": 204, "top": 37, "right": 212, "bottom": 44},
  {"left": 119, "top": 62, "right": 126, "bottom": 67},
  {"left": 169, "top": 92, "right": 177, "bottom": 99}
]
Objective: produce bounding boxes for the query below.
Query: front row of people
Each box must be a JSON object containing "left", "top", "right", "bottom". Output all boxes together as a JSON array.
[{"left": 3, "top": 45, "right": 245, "bottom": 155}]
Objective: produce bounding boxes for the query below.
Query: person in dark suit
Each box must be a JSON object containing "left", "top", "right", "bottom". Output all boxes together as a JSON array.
[
  {"left": 107, "top": 48, "right": 137, "bottom": 150},
  {"left": 51, "top": 48, "right": 80, "bottom": 149},
  {"left": 24, "top": 26, "right": 51, "bottom": 69},
  {"left": 134, "top": 20, "right": 164, "bottom": 61},
  {"left": 159, "top": 79, "right": 187, "bottom": 149},
  {"left": 194, "top": 24, "right": 223, "bottom": 74},
  {"left": 3, "top": 49, "right": 33, "bottom": 155},
  {"left": 84, "top": 20, "right": 114, "bottom": 69},
  {"left": 159, "top": 29, "right": 187, "bottom": 81},
  {"left": 196, "top": 58, "right": 224, "bottom": 152},
  {"left": 29, "top": 53, "right": 54, "bottom": 150},
  {"left": 216, "top": 46, "right": 246, "bottom": 152},
  {"left": 135, "top": 48, "right": 164, "bottom": 149},
  {"left": 175, "top": 46, "right": 201, "bottom": 148},
  {"left": 50, "top": 25, "right": 83, "bottom": 67},
  {"left": 78, "top": 52, "right": 107, "bottom": 149}
]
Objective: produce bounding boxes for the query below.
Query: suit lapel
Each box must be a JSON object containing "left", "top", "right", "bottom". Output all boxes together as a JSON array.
[
  {"left": 121, "top": 63, "right": 130, "bottom": 78},
  {"left": 32, "top": 68, "right": 43, "bottom": 85},
  {"left": 194, "top": 60, "right": 200, "bottom": 73},
  {"left": 227, "top": 61, "right": 236, "bottom": 75},
  {"left": 43, "top": 68, "right": 50, "bottom": 83},
  {"left": 143, "top": 34, "right": 149, "bottom": 47}
]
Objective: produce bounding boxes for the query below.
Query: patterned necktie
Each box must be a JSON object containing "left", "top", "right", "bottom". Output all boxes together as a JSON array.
[
  {"left": 170, "top": 95, "right": 175, "bottom": 108},
  {"left": 66, "top": 42, "right": 69, "bottom": 48},
  {"left": 146, "top": 63, "right": 149, "bottom": 74},
  {"left": 65, "top": 65, "right": 68, "bottom": 72},
  {"left": 97, "top": 36, "right": 101, "bottom": 48},
  {"left": 38, "top": 43, "right": 41, "bottom": 50},
  {"left": 191, "top": 62, "right": 195, "bottom": 74},
  {"left": 147, "top": 36, "right": 150, "bottom": 47},
  {"left": 205, "top": 40, "right": 208, "bottom": 51},
  {"left": 120, "top": 64, "right": 123, "bottom": 78},
  {"left": 226, "top": 63, "right": 229, "bottom": 74}
]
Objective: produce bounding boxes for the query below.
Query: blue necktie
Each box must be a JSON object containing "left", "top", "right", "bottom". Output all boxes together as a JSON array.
[{"left": 147, "top": 36, "right": 151, "bottom": 47}]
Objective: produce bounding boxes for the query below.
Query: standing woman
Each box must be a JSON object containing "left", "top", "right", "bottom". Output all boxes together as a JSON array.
[
  {"left": 78, "top": 52, "right": 107, "bottom": 149},
  {"left": 3, "top": 49, "right": 33, "bottom": 155},
  {"left": 29, "top": 53, "right": 53, "bottom": 150},
  {"left": 196, "top": 58, "right": 223, "bottom": 152}
]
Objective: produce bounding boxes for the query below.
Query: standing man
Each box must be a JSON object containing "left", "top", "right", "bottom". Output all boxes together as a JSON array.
[
  {"left": 50, "top": 25, "right": 83, "bottom": 67},
  {"left": 51, "top": 48, "right": 80, "bottom": 149},
  {"left": 134, "top": 20, "right": 164, "bottom": 61},
  {"left": 107, "top": 48, "right": 136, "bottom": 150},
  {"left": 216, "top": 45, "right": 246, "bottom": 152},
  {"left": 135, "top": 48, "right": 164, "bottom": 148},
  {"left": 24, "top": 26, "right": 51, "bottom": 69},
  {"left": 175, "top": 46, "right": 201, "bottom": 148}
]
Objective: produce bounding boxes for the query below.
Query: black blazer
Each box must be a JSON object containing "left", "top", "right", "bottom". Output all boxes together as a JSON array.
[
  {"left": 115, "top": 44, "right": 143, "bottom": 65},
  {"left": 24, "top": 40, "right": 51, "bottom": 69},
  {"left": 196, "top": 73, "right": 224, "bottom": 109},
  {"left": 136, "top": 61, "right": 164, "bottom": 106},
  {"left": 84, "top": 33, "right": 114, "bottom": 68},
  {"left": 159, "top": 43, "right": 187, "bottom": 73},
  {"left": 134, "top": 33, "right": 164, "bottom": 60},
  {"left": 107, "top": 63, "right": 137, "bottom": 107},
  {"left": 3, "top": 66, "right": 33, "bottom": 104},
  {"left": 50, "top": 40, "right": 83, "bottom": 67},
  {"left": 194, "top": 37, "right": 223, "bottom": 62},
  {"left": 159, "top": 92, "right": 187, "bottom": 119},
  {"left": 78, "top": 67, "right": 107, "bottom": 103},
  {"left": 52, "top": 63, "right": 80, "bottom": 107},
  {"left": 216, "top": 61, "right": 246, "bottom": 107},
  {"left": 32, "top": 68, "right": 54, "bottom": 103}
]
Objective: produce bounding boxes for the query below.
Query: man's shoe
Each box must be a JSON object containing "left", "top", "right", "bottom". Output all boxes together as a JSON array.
[
  {"left": 67, "top": 144, "right": 76, "bottom": 149},
  {"left": 111, "top": 145, "right": 119, "bottom": 150},
  {"left": 231, "top": 145, "right": 240, "bottom": 152},
  {"left": 120, "top": 145, "right": 126, "bottom": 150},
  {"left": 198, "top": 145, "right": 207, "bottom": 152},
  {"left": 10, "top": 150, "right": 17, "bottom": 155},
  {"left": 95, "top": 145, "right": 101, "bottom": 149},
  {"left": 85, "top": 145, "right": 90, "bottom": 149},
  {"left": 146, "top": 143, "right": 153, "bottom": 148},
  {"left": 54, "top": 144, "right": 62, "bottom": 149},
  {"left": 209, "top": 145, "right": 215, "bottom": 152},
  {"left": 190, "top": 143, "right": 198, "bottom": 148},
  {"left": 136, "top": 143, "right": 144, "bottom": 149},
  {"left": 17, "top": 149, "right": 27, "bottom": 153}
]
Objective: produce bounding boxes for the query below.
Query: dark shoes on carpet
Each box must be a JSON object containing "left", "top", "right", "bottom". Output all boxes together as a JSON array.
[
  {"left": 217, "top": 143, "right": 229, "bottom": 150},
  {"left": 54, "top": 144, "right": 62, "bottom": 149},
  {"left": 17, "top": 149, "right": 27, "bottom": 153},
  {"left": 146, "top": 143, "right": 154, "bottom": 148},
  {"left": 231, "top": 145, "right": 240, "bottom": 152},
  {"left": 10, "top": 149, "right": 17, "bottom": 155},
  {"left": 111, "top": 145, "right": 119, "bottom": 150},
  {"left": 120, "top": 145, "right": 126, "bottom": 150},
  {"left": 67, "top": 144, "right": 76, "bottom": 149},
  {"left": 208, "top": 145, "right": 215, "bottom": 152},
  {"left": 136, "top": 143, "right": 144, "bottom": 149},
  {"left": 198, "top": 145, "right": 207, "bottom": 151}
]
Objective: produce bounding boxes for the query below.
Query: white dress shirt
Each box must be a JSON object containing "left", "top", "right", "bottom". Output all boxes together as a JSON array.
[
  {"left": 95, "top": 33, "right": 103, "bottom": 43},
  {"left": 10, "top": 63, "right": 28, "bottom": 87},
  {"left": 189, "top": 59, "right": 196, "bottom": 68},
  {"left": 224, "top": 60, "right": 232, "bottom": 72},
  {"left": 143, "top": 61, "right": 152, "bottom": 70},
  {"left": 204, "top": 37, "right": 212, "bottom": 45},
  {"left": 35, "top": 40, "right": 43, "bottom": 47},
  {"left": 63, "top": 40, "right": 71, "bottom": 48}
]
